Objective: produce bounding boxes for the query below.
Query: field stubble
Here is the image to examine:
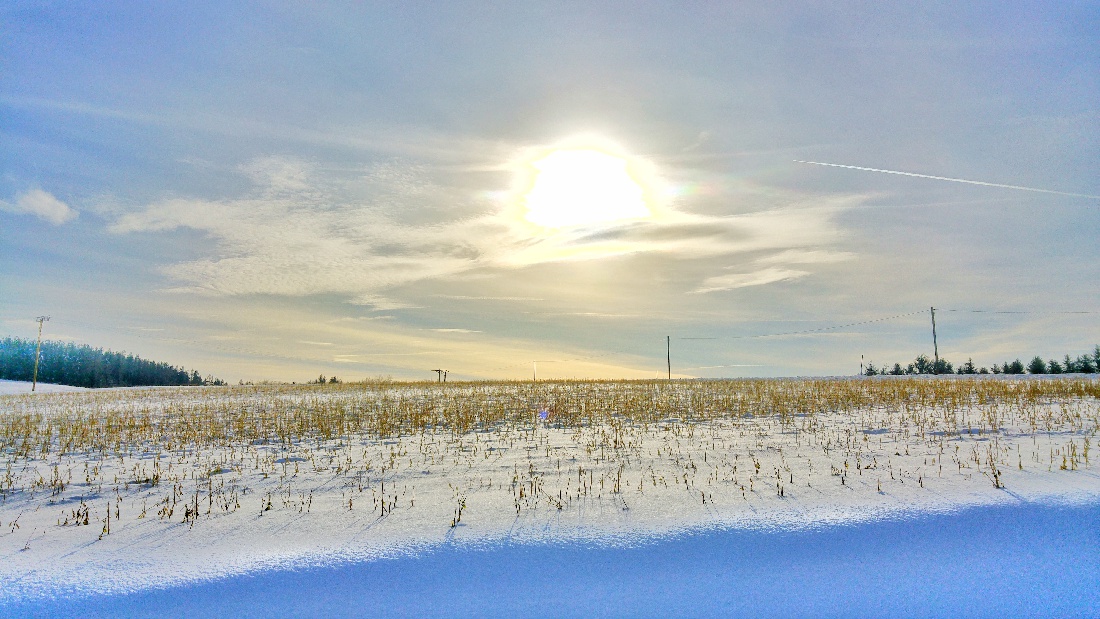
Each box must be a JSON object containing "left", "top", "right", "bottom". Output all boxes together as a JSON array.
[{"left": 1, "top": 377, "right": 1098, "bottom": 595}]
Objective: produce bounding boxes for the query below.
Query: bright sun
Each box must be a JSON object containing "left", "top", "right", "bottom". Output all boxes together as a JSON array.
[{"left": 523, "top": 149, "right": 651, "bottom": 228}]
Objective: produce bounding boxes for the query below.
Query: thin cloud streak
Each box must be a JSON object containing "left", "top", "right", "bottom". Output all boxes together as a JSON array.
[
  {"left": 693, "top": 267, "right": 810, "bottom": 294},
  {"left": 795, "top": 160, "right": 1100, "bottom": 200}
]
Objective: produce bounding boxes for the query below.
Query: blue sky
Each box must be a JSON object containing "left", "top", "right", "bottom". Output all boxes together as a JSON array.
[{"left": 2, "top": 2, "right": 1098, "bottom": 381}]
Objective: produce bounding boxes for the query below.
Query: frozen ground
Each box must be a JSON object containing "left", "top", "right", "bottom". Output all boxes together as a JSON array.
[{"left": 1, "top": 379, "right": 1097, "bottom": 615}]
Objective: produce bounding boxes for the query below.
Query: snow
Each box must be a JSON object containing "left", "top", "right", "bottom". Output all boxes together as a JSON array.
[
  {"left": 5, "top": 501, "right": 1099, "bottom": 618},
  {"left": 0, "top": 380, "right": 86, "bottom": 394},
  {"left": 1, "top": 380, "right": 1098, "bottom": 615}
]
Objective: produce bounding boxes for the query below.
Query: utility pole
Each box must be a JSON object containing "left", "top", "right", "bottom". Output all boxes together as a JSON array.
[
  {"left": 861, "top": 354, "right": 864, "bottom": 377},
  {"left": 432, "top": 369, "right": 446, "bottom": 383},
  {"left": 666, "top": 335, "right": 671, "bottom": 380},
  {"left": 532, "top": 361, "right": 537, "bottom": 382},
  {"left": 930, "top": 306, "right": 939, "bottom": 375},
  {"left": 32, "top": 316, "right": 50, "bottom": 392}
]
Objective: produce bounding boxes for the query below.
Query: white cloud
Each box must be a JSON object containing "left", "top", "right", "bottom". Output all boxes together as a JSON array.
[
  {"left": 349, "top": 296, "right": 425, "bottom": 311},
  {"left": 693, "top": 267, "right": 810, "bottom": 293},
  {"left": 107, "top": 154, "right": 863, "bottom": 303},
  {"left": 691, "top": 247, "right": 855, "bottom": 293},
  {"left": 434, "top": 295, "right": 545, "bottom": 301},
  {"left": 331, "top": 315, "right": 396, "bottom": 322},
  {"left": 755, "top": 249, "right": 855, "bottom": 265},
  {"left": 1, "top": 189, "right": 78, "bottom": 224}
]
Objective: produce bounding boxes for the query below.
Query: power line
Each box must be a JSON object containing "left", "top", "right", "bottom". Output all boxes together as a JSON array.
[
  {"left": 942, "top": 309, "right": 1100, "bottom": 315},
  {"left": 32, "top": 316, "right": 50, "bottom": 392},
  {"left": 488, "top": 310, "right": 933, "bottom": 377},
  {"left": 679, "top": 310, "right": 928, "bottom": 341},
  {"left": 678, "top": 363, "right": 764, "bottom": 371},
  {"left": 931, "top": 307, "right": 940, "bottom": 374},
  {"left": 23, "top": 306, "right": 1097, "bottom": 381}
]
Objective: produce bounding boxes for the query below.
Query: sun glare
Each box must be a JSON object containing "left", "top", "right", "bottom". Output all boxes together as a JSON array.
[{"left": 523, "top": 149, "right": 651, "bottom": 228}]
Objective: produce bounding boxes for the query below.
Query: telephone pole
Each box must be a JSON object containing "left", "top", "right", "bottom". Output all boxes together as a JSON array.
[
  {"left": 930, "top": 306, "right": 939, "bottom": 374},
  {"left": 32, "top": 316, "right": 50, "bottom": 392},
  {"left": 666, "top": 335, "right": 671, "bottom": 380}
]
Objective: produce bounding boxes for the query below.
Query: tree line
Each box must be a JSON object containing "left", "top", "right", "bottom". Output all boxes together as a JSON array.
[
  {"left": 865, "top": 345, "right": 1100, "bottom": 376},
  {"left": 0, "top": 337, "right": 225, "bottom": 388}
]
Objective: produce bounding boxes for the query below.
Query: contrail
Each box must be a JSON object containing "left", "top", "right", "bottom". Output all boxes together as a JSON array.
[{"left": 794, "top": 160, "right": 1100, "bottom": 200}]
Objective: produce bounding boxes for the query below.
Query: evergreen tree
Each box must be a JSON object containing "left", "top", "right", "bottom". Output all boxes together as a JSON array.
[
  {"left": 912, "top": 355, "right": 931, "bottom": 374},
  {"left": 1027, "top": 356, "right": 1048, "bottom": 374},
  {"left": 0, "top": 337, "right": 222, "bottom": 388},
  {"left": 1075, "top": 354, "right": 1096, "bottom": 374}
]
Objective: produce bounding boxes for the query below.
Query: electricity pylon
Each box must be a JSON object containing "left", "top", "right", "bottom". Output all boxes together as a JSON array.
[{"left": 32, "top": 316, "right": 50, "bottom": 392}]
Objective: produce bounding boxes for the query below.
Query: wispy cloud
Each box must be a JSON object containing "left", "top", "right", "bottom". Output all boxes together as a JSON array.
[
  {"left": 349, "top": 296, "right": 425, "bottom": 311},
  {"left": 1, "top": 189, "right": 78, "bottom": 224},
  {"left": 755, "top": 249, "right": 855, "bottom": 265},
  {"left": 693, "top": 267, "right": 810, "bottom": 293},
  {"left": 434, "top": 295, "right": 545, "bottom": 301},
  {"left": 428, "top": 328, "right": 482, "bottom": 333},
  {"left": 692, "top": 247, "right": 854, "bottom": 293},
  {"left": 331, "top": 315, "right": 396, "bottom": 322},
  {"left": 519, "top": 311, "right": 643, "bottom": 319},
  {"left": 107, "top": 153, "right": 861, "bottom": 303}
]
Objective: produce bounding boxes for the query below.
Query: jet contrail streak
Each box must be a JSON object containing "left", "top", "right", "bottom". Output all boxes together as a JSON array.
[{"left": 794, "top": 160, "right": 1100, "bottom": 200}]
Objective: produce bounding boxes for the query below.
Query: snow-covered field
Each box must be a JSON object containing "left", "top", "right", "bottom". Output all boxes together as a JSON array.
[
  {"left": 8, "top": 500, "right": 1098, "bottom": 618},
  {"left": 1, "top": 378, "right": 1097, "bottom": 616},
  {"left": 0, "top": 380, "right": 87, "bottom": 395}
]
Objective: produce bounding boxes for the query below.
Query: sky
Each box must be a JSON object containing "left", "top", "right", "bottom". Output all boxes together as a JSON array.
[{"left": 2, "top": 1, "right": 1098, "bottom": 382}]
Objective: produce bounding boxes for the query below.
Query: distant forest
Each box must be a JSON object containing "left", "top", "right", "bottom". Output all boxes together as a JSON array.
[
  {"left": 0, "top": 337, "right": 225, "bottom": 388},
  {"left": 865, "top": 345, "right": 1100, "bottom": 376}
]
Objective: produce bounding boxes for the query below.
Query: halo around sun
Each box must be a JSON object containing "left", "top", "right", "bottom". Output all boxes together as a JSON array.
[{"left": 521, "top": 146, "right": 653, "bottom": 229}]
